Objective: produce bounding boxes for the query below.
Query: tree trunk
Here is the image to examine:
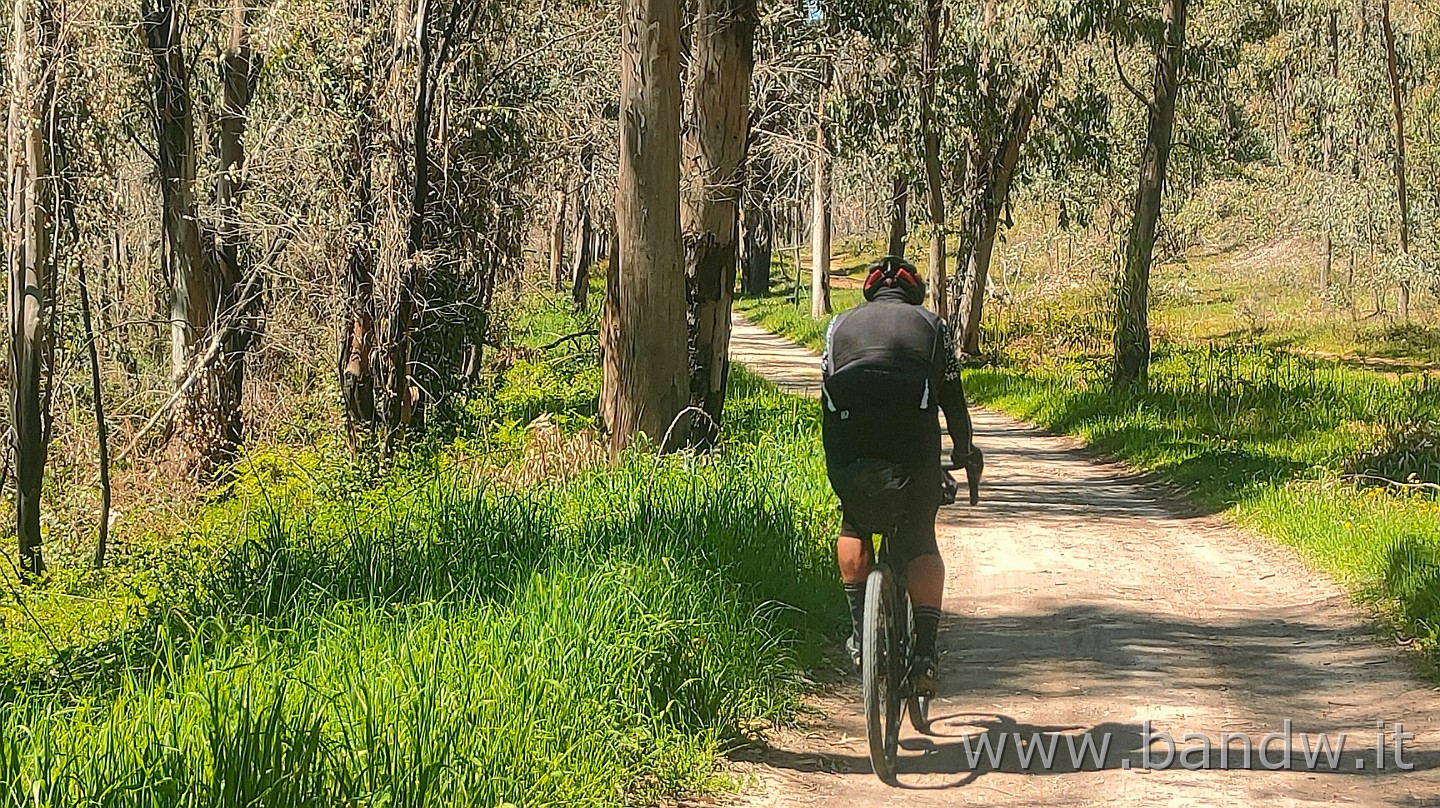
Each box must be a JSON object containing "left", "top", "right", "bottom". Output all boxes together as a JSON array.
[
  {"left": 887, "top": 172, "right": 908, "bottom": 258},
  {"left": 810, "top": 92, "right": 832, "bottom": 319},
  {"left": 371, "top": 0, "right": 437, "bottom": 454},
  {"left": 143, "top": 0, "right": 243, "bottom": 478},
  {"left": 572, "top": 147, "right": 595, "bottom": 310},
  {"left": 1113, "top": 0, "right": 1187, "bottom": 386},
  {"left": 602, "top": 0, "right": 690, "bottom": 455},
  {"left": 571, "top": 204, "right": 593, "bottom": 310},
  {"left": 1320, "top": 7, "right": 1337, "bottom": 295},
  {"left": 741, "top": 204, "right": 773, "bottom": 296},
  {"left": 213, "top": 0, "right": 260, "bottom": 463},
  {"left": 1381, "top": 0, "right": 1409, "bottom": 321},
  {"left": 919, "top": 0, "right": 945, "bottom": 312},
  {"left": 955, "top": 88, "right": 1040, "bottom": 354},
  {"left": 342, "top": 0, "right": 379, "bottom": 452},
  {"left": 7, "top": 0, "right": 56, "bottom": 578},
  {"left": 550, "top": 186, "right": 568, "bottom": 292},
  {"left": 681, "top": 0, "right": 755, "bottom": 432},
  {"left": 142, "top": 0, "right": 209, "bottom": 385},
  {"left": 740, "top": 145, "right": 774, "bottom": 294},
  {"left": 140, "top": 0, "right": 260, "bottom": 478}
]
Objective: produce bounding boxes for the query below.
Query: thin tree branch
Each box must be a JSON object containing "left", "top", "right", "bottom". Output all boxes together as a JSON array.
[
  {"left": 538, "top": 329, "right": 598, "bottom": 350},
  {"left": 1112, "top": 37, "right": 1152, "bottom": 110},
  {"left": 1345, "top": 473, "right": 1440, "bottom": 494},
  {"left": 104, "top": 232, "right": 292, "bottom": 474}
]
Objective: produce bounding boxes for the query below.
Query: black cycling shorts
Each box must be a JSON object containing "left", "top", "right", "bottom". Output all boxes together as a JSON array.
[
  {"left": 822, "top": 390, "right": 944, "bottom": 569},
  {"left": 839, "top": 496, "right": 940, "bottom": 570}
]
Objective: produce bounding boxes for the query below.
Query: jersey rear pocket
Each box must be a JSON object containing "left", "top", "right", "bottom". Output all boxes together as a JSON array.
[{"left": 822, "top": 363, "right": 930, "bottom": 418}]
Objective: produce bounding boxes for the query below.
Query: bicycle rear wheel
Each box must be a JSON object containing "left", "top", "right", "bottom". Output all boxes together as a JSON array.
[{"left": 862, "top": 566, "right": 903, "bottom": 783}]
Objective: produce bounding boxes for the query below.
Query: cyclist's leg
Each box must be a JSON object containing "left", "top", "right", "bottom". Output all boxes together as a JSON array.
[
  {"left": 838, "top": 510, "right": 872, "bottom": 659},
  {"left": 896, "top": 506, "right": 943, "bottom": 658}
]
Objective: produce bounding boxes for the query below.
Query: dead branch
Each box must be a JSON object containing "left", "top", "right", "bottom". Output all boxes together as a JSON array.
[
  {"left": 1345, "top": 473, "right": 1440, "bottom": 495},
  {"left": 539, "top": 329, "right": 598, "bottom": 351},
  {"left": 1112, "top": 37, "right": 1152, "bottom": 110},
  {"left": 105, "top": 233, "right": 291, "bottom": 473}
]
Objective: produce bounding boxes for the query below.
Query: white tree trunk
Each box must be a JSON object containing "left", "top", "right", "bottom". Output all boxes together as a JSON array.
[
  {"left": 7, "top": 0, "right": 55, "bottom": 576},
  {"left": 810, "top": 96, "right": 831, "bottom": 319}
]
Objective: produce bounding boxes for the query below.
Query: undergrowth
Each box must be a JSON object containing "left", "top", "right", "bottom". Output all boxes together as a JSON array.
[{"left": 0, "top": 299, "right": 841, "bottom": 806}]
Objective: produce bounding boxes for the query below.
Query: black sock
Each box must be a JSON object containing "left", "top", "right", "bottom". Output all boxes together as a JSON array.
[
  {"left": 912, "top": 605, "right": 942, "bottom": 658},
  {"left": 844, "top": 582, "right": 866, "bottom": 642}
]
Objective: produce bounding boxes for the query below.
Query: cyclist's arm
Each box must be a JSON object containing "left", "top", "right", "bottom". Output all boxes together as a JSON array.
[
  {"left": 936, "top": 321, "right": 975, "bottom": 459},
  {"left": 821, "top": 316, "right": 837, "bottom": 381}
]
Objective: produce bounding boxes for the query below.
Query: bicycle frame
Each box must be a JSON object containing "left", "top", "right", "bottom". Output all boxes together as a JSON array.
[{"left": 861, "top": 467, "right": 958, "bottom": 783}]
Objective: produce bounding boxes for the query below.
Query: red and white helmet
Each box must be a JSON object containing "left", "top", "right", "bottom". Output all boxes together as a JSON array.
[{"left": 862, "top": 256, "right": 926, "bottom": 305}]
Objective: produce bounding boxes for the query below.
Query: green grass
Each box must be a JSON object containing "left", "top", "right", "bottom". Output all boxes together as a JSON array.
[
  {"left": 735, "top": 291, "right": 858, "bottom": 353},
  {"left": 0, "top": 302, "right": 841, "bottom": 806}
]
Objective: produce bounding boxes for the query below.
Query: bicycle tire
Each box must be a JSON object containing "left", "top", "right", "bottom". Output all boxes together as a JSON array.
[
  {"left": 908, "top": 694, "right": 931, "bottom": 732},
  {"left": 901, "top": 596, "right": 931, "bottom": 733},
  {"left": 862, "top": 567, "right": 903, "bottom": 783}
]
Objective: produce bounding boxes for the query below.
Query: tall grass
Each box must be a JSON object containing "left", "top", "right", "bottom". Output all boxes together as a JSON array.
[{"left": 0, "top": 298, "right": 842, "bottom": 805}]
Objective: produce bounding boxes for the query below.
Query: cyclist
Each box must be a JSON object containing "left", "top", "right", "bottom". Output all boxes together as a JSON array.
[{"left": 821, "top": 255, "right": 982, "bottom": 698}]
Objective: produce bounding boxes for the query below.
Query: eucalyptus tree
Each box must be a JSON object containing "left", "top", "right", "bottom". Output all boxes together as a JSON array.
[
  {"left": 682, "top": 0, "right": 758, "bottom": 429},
  {"left": 141, "top": 0, "right": 263, "bottom": 478},
  {"left": 742, "top": 0, "right": 830, "bottom": 299},
  {"left": 950, "top": 0, "right": 1055, "bottom": 354},
  {"left": 338, "top": 0, "right": 554, "bottom": 458},
  {"left": 919, "top": 0, "right": 946, "bottom": 305},
  {"left": 602, "top": 0, "right": 690, "bottom": 453},
  {"left": 829, "top": 0, "right": 921, "bottom": 260},
  {"left": 1382, "top": 0, "right": 1411, "bottom": 319},
  {"left": 8, "top": 0, "right": 61, "bottom": 576},
  {"left": 1112, "top": 0, "right": 1188, "bottom": 385},
  {"left": 811, "top": 8, "right": 838, "bottom": 319},
  {"left": 572, "top": 143, "right": 597, "bottom": 310}
]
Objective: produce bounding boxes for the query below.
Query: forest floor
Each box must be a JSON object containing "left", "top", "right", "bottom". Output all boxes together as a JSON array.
[{"left": 719, "top": 316, "right": 1440, "bottom": 806}]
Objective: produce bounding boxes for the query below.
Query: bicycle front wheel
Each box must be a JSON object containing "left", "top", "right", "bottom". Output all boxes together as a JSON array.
[{"left": 862, "top": 566, "right": 903, "bottom": 783}]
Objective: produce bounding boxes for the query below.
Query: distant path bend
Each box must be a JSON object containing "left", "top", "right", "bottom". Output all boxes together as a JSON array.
[{"left": 722, "top": 313, "right": 1440, "bottom": 807}]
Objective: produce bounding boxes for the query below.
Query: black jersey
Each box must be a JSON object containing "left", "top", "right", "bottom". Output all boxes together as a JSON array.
[
  {"left": 821, "top": 291, "right": 958, "bottom": 420},
  {"left": 820, "top": 291, "right": 959, "bottom": 522}
]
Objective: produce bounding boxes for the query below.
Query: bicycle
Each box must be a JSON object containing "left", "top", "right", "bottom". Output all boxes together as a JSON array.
[{"left": 861, "top": 460, "right": 972, "bottom": 783}]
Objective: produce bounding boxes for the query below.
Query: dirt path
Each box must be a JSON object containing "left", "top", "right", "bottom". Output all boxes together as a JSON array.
[{"left": 723, "top": 315, "right": 1440, "bottom": 807}]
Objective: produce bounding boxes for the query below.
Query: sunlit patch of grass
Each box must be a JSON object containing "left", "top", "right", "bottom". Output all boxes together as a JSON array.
[
  {"left": 734, "top": 291, "right": 860, "bottom": 354},
  {"left": 1354, "top": 323, "right": 1440, "bottom": 365}
]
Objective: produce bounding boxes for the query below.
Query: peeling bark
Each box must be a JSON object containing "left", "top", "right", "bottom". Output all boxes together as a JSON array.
[
  {"left": 681, "top": 0, "right": 755, "bottom": 432},
  {"left": 602, "top": 0, "right": 689, "bottom": 454}
]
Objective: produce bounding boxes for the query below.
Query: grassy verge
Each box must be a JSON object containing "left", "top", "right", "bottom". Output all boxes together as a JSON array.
[
  {"left": 0, "top": 301, "right": 841, "bottom": 806},
  {"left": 735, "top": 292, "right": 854, "bottom": 352}
]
